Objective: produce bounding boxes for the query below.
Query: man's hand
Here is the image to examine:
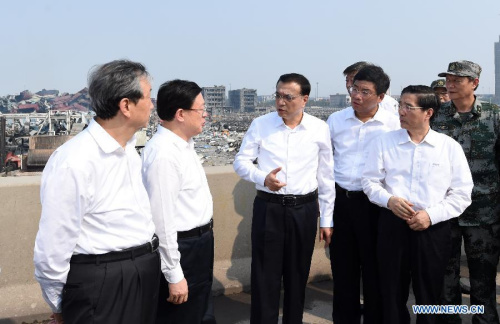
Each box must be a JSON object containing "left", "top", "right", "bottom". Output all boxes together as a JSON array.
[
  {"left": 319, "top": 227, "right": 333, "bottom": 248},
  {"left": 407, "top": 210, "right": 431, "bottom": 231},
  {"left": 50, "top": 313, "right": 64, "bottom": 324},
  {"left": 264, "top": 167, "right": 287, "bottom": 191},
  {"left": 387, "top": 196, "right": 416, "bottom": 220},
  {"left": 167, "top": 278, "right": 188, "bottom": 305}
]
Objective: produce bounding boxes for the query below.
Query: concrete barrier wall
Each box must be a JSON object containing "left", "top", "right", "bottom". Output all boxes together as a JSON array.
[{"left": 0, "top": 166, "right": 332, "bottom": 319}]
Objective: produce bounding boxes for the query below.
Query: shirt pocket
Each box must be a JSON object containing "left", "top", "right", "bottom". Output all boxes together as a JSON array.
[{"left": 425, "top": 161, "right": 452, "bottom": 193}]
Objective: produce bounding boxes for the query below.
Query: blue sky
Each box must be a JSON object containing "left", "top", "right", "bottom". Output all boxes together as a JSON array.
[{"left": 1, "top": 0, "right": 499, "bottom": 97}]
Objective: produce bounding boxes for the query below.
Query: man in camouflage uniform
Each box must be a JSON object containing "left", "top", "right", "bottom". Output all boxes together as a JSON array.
[
  {"left": 431, "top": 79, "right": 450, "bottom": 103},
  {"left": 432, "top": 60, "right": 500, "bottom": 324}
]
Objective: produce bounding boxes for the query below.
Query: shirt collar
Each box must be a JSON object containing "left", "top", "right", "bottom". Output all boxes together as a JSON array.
[
  {"left": 156, "top": 124, "right": 194, "bottom": 149},
  {"left": 87, "top": 118, "right": 136, "bottom": 154},
  {"left": 447, "top": 95, "right": 482, "bottom": 117},
  {"left": 398, "top": 127, "right": 437, "bottom": 146},
  {"left": 345, "top": 106, "right": 389, "bottom": 123},
  {"left": 271, "top": 110, "right": 312, "bottom": 130}
]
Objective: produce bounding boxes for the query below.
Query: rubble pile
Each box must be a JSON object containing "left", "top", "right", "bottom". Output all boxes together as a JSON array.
[{"left": 0, "top": 88, "right": 91, "bottom": 114}]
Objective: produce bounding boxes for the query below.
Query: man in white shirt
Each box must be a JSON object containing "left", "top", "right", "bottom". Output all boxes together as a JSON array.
[
  {"left": 343, "top": 61, "right": 399, "bottom": 115},
  {"left": 33, "top": 60, "right": 160, "bottom": 324},
  {"left": 327, "top": 65, "right": 400, "bottom": 323},
  {"left": 362, "top": 85, "right": 473, "bottom": 324},
  {"left": 233, "top": 73, "right": 335, "bottom": 324},
  {"left": 142, "top": 79, "right": 216, "bottom": 324}
]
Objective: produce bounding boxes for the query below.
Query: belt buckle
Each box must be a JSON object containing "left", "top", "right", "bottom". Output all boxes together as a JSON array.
[
  {"left": 282, "top": 195, "right": 296, "bottom": 206},
  {"left": 150, "top": 236, "right": 158, "bottom": 252}
]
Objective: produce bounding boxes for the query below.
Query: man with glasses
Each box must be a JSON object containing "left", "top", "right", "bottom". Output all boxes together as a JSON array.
[
  {"left": 363, "top": 85, "right": 473, "bottom": 324},
  {"left": 430, "top": 79, "right": 450, "bottom": 103},
  {"left": 142, "top": 80, "right": 216, "bottom": 324},
  {"left": 234, "top": 73, "right": 335, "bottom": 324},
  {"left": 432, "top": 61, "right": 500, "bottom": 324},
  {"left": 343, "top": 61, "right": 399, "bottom": 115},
  {"left": 327, "top": 65, "right": 399, "bottom": 323}
]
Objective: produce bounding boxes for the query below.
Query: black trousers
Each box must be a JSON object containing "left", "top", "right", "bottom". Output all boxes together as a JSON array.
[
  {"left": 250, "top": 196, "right": 319, "bottom": 324},
  {"left": 62, "top": 249, "right": 160, "bottom": 324},
  {"left": 329, "top": 189, "right": 382, "bottom": 324},
  {"left": 156, "top": 229, "right": 216, "bottom": 324},
  {"left": 378, "top": 208, "right": 452, "bottom": 324}
]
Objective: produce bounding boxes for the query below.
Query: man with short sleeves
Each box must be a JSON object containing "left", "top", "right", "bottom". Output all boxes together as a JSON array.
[
  {"left": 142, "top": 79, "right": 216, "bottom": 324},
  {"left": 327, "top": 65, "right": 400, "bottom": 323},
  {"left": 363, "top": 85, "right": 473, "bottom": 324},
  {"left": 33, "top": 60, "right": 160, "bottom": 324},
  {"left": 233, "top": 73, "right": 335, "bottom": 324}
]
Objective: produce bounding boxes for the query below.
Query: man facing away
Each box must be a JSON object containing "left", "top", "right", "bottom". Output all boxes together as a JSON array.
[
  {"left": 327, "top": 65, "right": 400, "bottom": 323},
  {"left": 432, "top": 60, "right": 500, "bottom": 324},
  {"left": 142, "top": 79, "right": 216, "bottom": 324},
  {"left": 362, "top": 85, "right": 473, "bottom": 324},
  {"left": 33, "top": 60, "right": 160, "bottom": 324},
  {"left": 233, "top": 73, "right": 335, "bottom": 324},
  {"left": 343, "top": 61, "right": 399, "bottom": 115}
]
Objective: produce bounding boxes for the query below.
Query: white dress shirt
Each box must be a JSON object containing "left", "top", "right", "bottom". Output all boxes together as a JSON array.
[
  {"left": 34, "top": 119, "right": 156, "bottom": 313},
  {"left": 380, "top": 94, "right": 399, "bottom": 116},
  {"left": 233, "top": 111, "right": 335, "bottom": 227},
  {"left": 362, "top": 128, "right": 473, "bottom": 225},
  {"left": 327, "top": 107, "right": 400, "bottom": 191},
  {"left": 142, "top": 125, "right": 213, "bottom": 284}
]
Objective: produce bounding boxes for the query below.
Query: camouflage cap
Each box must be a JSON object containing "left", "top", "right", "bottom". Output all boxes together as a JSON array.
[
  {"left": 438, "top": 60, "right": 481, "bottom": 78},
  {"left": 430, "top": 79, "right": 446, "bottom": 89}
]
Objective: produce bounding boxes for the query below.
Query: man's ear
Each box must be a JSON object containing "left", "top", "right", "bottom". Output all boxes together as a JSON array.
[
  {"left": 174, "top": 108, "right": 185, "bottom": 122},
  {"left": 377, "top": 93, "right": 385, "bottom": 104},
  {"left": 426, "top": 108, "right": 434, "bottom": 120},
  {"left": 119, "top": 98, "right": 131, "bottom": 118}
]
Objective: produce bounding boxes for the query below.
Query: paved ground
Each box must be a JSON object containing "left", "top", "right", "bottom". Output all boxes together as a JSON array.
[{"left": 2, "top": 262, "right": 500, "bottom": 324}]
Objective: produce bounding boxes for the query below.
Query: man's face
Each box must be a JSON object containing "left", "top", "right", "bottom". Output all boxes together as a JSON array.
[
  {"left": 130, "top": 78, "right": 154, "bottom": 129},
  {"left": 184, "top": 93, "right": 208, "bottom": 137},
  {"left": 345, "top": 72, "right": 357, "bottom": 92},
  {"left": 434, "top": 87, "right": 450, "bottom": 103},
  {"left": 275, "top": 81, "right": 308, "bottom": 123},
  {"left": 445, "top": 75, "right": 478, "bottom": 102},
  {"left": 399, "top": 93, "right": 431, "bottom": 131},
  {"left": 350, "top": 80, "right": 383, "bottom": 115}
]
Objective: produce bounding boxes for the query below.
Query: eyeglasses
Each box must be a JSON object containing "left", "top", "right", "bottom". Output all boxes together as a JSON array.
[
  {"left": 185, "top": 107, "right": 208, "bottom": 115},
  {"left": 273, "top": 92, "right": 302, "bottom": 102},
  {"left": 398, "top": 103, "right": 425, "bottom": 111},
  {"left": 349, "top": 86, "right": 374, "bottom": 97},
  {"left": 436, "top": 91, "right": 448, "bottom": 96}
]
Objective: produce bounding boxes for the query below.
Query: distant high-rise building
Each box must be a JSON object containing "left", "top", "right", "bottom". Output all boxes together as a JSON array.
[
  {"left": 495, "top": 36, "right": 500, "bottom": 103},
  {"left": 329, "top": 94, "right": 350, "bottom": 108},
  {"left": 202, "top": 86, "right": 225, "bottom": 115},
  {"left": 228, "top": 88, "right": 257, "bottom": 113}
]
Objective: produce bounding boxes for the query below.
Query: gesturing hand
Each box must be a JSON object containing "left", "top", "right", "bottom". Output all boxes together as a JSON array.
[{"left": 264, "top": 167, "right": 287, "bottom": 191}]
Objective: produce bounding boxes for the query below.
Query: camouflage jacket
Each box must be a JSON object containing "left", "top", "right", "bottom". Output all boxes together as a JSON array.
[{"left": 432, "top": 97, "right": 500, "bottom": 226}]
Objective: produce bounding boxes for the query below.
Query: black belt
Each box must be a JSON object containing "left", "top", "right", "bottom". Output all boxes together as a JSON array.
[
  {"left": 256, "top": 189, "right": 318, "bottom": 206},
  {"left": 335, "top": 184, "right": 365, "bottom": 199},
  {"left": 177, "top": 219, "right": 213, "bottom": 239},
  {"left": 70, "top": 234, "right": 159, "bottom": 265}
]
